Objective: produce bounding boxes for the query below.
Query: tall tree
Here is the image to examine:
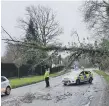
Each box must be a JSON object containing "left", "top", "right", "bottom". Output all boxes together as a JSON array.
[
  {"left": 82, "top": 0, "right": 109, "bottom": 70},
  {"left": 16, "top": 5, "right": 63, "bottom": 69},
  {"left": 19, "top": 5, "right": 63, "bottom": 46},
  {"left": 1, "top": 43, "right": 23, "bottom": 63},
  {"left": 26, "top": 18, "right": 36, "bottom": 41}
]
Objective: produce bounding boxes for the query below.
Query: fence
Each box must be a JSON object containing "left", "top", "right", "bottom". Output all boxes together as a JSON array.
[{"left": 1, "top": 63, "right": 64, "bottom": 78}]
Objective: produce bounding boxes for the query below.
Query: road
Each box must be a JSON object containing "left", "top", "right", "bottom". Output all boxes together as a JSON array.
[{"left": 1, "top": 69, "right": 108, "bottom": 106}]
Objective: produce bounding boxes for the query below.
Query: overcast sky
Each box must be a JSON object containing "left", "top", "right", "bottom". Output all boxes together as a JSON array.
[{"left": 1, "top": 1, "right": 91, "bottom": 56}]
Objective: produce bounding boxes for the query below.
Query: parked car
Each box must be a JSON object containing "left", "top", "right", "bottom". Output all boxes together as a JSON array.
[
  {"left": 62, "top": 70, "right": 93, "bottom": 85},
  {"left": 1, "top": 76, "right": 11, "bottom": 95}
]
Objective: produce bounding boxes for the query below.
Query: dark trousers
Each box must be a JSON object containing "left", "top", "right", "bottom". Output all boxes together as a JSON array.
[{"left": 45, "top": 77, "right": 50, "bottom": 87}]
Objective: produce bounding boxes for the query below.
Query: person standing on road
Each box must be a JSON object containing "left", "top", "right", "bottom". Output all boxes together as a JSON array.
[{"left": 44, "top": 65, "right": 50, "bottom": 87}]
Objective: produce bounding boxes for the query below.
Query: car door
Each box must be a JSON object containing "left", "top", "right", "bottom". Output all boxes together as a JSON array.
[
  {"left": 79, "top": 71, "right": 85, "bottom": 82},
  {"left": 84, "top": 71, "right": 89, "bottom": 81},
  {"left": 1, "top": 77, "right": 7, "bottom": 93}
]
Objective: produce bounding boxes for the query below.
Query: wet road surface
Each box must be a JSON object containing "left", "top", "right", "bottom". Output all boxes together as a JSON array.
[{"left": 1, "top": 69, "right": 108, "bottom": 106}]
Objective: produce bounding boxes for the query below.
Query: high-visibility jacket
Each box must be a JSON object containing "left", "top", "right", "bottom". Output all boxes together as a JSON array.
[{"left": 44, "top": 70, "right": 50, "bottom": 79}]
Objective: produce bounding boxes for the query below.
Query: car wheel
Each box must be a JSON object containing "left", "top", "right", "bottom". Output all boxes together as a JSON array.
[
  {"left": 76, "top": 79, "right": 80, "bottom": 85},
  {"left": 5, "top": 86, "right": 11, "bottom": 95},
  {"left": 89, "top": 78, "right": 93, "bottom": 84}
]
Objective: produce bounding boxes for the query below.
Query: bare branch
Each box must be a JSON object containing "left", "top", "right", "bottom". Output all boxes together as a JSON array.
[{"left": 1, "top": 26, "right": 14, "bottom": 40}]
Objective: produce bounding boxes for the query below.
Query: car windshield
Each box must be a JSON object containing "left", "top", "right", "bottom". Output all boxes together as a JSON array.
[
  {"left": 1, "top": 76, "right": 6, "bottom": 82},
  {"left": 66, "top": 71, "right": 81, "bottom": 76}
]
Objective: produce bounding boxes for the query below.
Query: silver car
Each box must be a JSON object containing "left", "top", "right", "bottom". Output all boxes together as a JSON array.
[{"left": 1, "top": 76, "right": 11, "bottom": 95}]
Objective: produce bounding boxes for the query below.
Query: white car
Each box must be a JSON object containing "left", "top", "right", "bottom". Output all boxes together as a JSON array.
[
  {"left": 1, "top": 76, "right": 11, "bottom": 95},
  {"left": 62, "top": 70, "right": 93, "bottom": 85}
]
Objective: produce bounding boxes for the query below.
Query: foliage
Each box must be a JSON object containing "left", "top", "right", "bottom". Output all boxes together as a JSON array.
[
  {"left": 2, "top": 5, "right": 63, "bottom": 72},
  {"left": 18, "top": 5, "right": 63, "bottom": 69},
  {"left": 1, "top": 43, "right": 23, "bottom": 63},
  {"left": 82, "top": 0, "right": 109, "bottom": 70},
  {"left": 2, "top": 3, "right": 109, "bottom": 73},
  {"left": 98, "top": 39, "right": 109, "bottom": 70},
  {"left": 83, "top": 0, "right": 109, "bottom": 39}
]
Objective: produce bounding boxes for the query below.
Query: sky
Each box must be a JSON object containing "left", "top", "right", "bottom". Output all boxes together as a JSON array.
[{"left": 1, "top": 1, "right": 91, "bottom": 57}]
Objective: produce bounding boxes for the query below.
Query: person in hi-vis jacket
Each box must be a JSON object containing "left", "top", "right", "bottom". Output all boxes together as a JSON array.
[{"left": 44, "top": 65, "right": 50, "bottom": 87}]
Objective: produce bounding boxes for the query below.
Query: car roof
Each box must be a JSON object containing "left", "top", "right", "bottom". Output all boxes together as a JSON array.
[
  {"left": 70, "top": 70, "right": 82, "bottom": 75},
  {"left": 64, "top": 70, "right": 82, "bottom": 77}
]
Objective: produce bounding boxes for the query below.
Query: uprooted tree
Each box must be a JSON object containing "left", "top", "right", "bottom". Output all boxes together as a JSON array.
[
  {"left": 2, "top": 3, "right": 109, "bottom": 73},
  {"left": 2, "top": 25, "right": 109, "bottom": 71}
]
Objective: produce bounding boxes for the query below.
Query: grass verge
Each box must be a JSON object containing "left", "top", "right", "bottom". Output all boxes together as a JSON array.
[
  {"left": 95, "top": 70, "right": 109, "bottom": 83},
  {"left": 10, "top": 71, "right": 65, "bottom": 89}
]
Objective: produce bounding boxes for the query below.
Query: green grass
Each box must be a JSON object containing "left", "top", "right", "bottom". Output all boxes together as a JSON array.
[
  {"left": 95, "top": 70, "right": 109, "bottom": 83},
  {"left": 9, "top": 71, "right": 64, "bottom": 89}
]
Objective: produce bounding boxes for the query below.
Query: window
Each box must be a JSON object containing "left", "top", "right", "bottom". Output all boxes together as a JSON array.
[
  {"left": 1, "top": 77, "right": 6, "bottom": 82},
  {"left": 80, "top": 71, "right": 85, "bottom": 75},
  {"left": 85, "top": 71, "right": 88, "bottom": 74}
]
